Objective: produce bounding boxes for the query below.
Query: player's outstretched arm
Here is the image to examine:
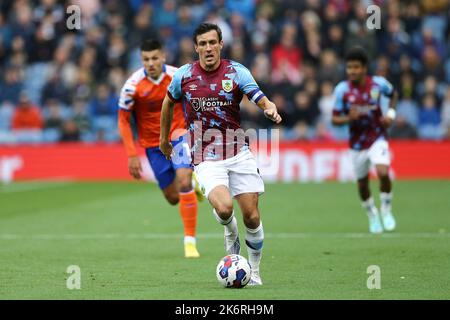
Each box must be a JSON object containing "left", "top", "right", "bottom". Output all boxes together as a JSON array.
[
  {"left": 160, "top": 94, "right": 175, "bottom": 159},
  {"left": 256, "top": 96, "right": 282, "bottom": 124},
  {"left": 118, "top": 109, "right": 142, "bottom": 179}
]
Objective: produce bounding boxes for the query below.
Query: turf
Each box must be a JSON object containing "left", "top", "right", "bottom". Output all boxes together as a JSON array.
[{"left": 0, "top": 180, "right": 449, "bottom": 299}]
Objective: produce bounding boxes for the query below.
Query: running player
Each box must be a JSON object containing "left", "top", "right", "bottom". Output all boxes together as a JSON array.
[
  {"left": 118, "top": 39, "right": 201, "bottom": 258},
  {"left": 332, "top": 46, "right": 397, "bottom": 234},
  {"left": 160, "top": 23, "right": 282, "bottom": 285}
]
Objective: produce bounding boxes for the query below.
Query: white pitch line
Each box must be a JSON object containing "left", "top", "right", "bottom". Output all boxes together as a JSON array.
[{"left": 0, "top": 232, "right": 449, "bottom": 240}]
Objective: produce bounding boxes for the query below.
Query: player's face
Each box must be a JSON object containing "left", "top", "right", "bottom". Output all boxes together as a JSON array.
[
  {"left": 346, "top": 60, "right": 367, "bottom": 84},
  {"left": 141, "top": 49, "right": 165, "bottom": 79},
  {"left": 195, "top": 30, "right": 223, "bottom": 70}
]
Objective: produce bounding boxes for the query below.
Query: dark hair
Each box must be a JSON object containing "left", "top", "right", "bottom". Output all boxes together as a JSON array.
[
  {"left": 345, "top": 46, "right": 369, "bottom": 66},
  {"left": 192, "top": 22, "right": 222, "bottom": 44},
  {"left": 140, "top": 39, "right": 162, "bottom": 52}
]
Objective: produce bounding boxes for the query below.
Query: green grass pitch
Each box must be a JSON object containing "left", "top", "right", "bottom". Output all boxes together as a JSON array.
[{"left": 0, "top": 180, "right": 449, "bottom": 299}]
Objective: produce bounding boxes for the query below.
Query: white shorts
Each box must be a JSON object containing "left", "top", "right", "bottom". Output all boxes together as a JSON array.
[
  {"left": 350, "top": 139, "right": 391, "bottom": 180},
  {"left": 194, "top": 149, "right": 265, "bottom": 198}
]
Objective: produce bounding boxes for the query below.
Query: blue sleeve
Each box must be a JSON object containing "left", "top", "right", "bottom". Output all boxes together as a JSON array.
[
  {"left": 167, "top": 64, "right": 192, "bottom": 101},
  {"left": 333, "top": 81, "right": 348, "bottom": 113},
  {"left": 373, "top": 76, "right": 394, "bottom": 97},
  {"left": 232, "top": 61, "right": 266, "bottom": 104}
]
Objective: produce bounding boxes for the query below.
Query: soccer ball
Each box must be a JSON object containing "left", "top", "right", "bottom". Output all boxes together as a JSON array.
[{"left": 216, "top": 254, "right": 251, "bottom": 288}]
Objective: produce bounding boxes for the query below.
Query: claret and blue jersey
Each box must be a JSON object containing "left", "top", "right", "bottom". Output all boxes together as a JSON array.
[
  {"left": 333, "top": 75, "right": 394, "bottom": 150},
  {"left": 167, "top": 59, "right": 265, "bottom": 163}
]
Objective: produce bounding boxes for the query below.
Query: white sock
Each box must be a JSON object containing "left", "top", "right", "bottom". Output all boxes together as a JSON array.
[
  {"left": 184, "top": 236, "right": 196, "bottom": 245},
  {"left": 362, "top": 197, "right": 379, "bottom": 217},
  {"left": 245, "top": 222, "right": 264, "bottom": 272},
  {"left": 380, "top": 192, "right": 393, "bottom": 214},
  {"left": 213, "top": 209, "right": 238, "bottom": 236}
]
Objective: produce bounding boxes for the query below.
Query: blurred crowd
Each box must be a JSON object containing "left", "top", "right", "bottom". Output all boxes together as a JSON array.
[{"left": 0, "top": 0, "right": 450, "bottom": 144}]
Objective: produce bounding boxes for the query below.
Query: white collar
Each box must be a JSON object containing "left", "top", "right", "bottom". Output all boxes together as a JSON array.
[{"left": 147, "top": 71, "right": 165, "bottom": 85}]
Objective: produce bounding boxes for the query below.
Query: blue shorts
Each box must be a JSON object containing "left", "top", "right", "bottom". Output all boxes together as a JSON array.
[{"left": 145, "top": 136, "right": 192, "bottom": 190}]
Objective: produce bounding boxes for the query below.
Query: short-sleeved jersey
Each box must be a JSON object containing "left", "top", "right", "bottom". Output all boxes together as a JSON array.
[
  {"left": 167, "top": 59, "right": 265, "bottom": 164},
  {"left": 333, "top": 76, "right": 394, "bottom": 150},
  {"left": 118, "top": 65, "right": 186, "bottom": 148}
]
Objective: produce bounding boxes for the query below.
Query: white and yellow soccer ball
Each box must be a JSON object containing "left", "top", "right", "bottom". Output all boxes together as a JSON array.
[{"left": 216, "top": 254, "right": 251, "bottom": 288}]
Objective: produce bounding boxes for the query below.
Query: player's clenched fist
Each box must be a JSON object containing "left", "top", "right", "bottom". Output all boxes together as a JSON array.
[
  {"left": 128, "top": 156, "right": 142, "bottom": 180},
  {"left": 160, "top": 140, "right": 173, "bottom": 160},
  {"left": 263, "top": 102, "right": 282, "bottom": 124}
]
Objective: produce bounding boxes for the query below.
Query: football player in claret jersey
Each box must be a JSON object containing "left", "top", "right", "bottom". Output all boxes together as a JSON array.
[
  {"left": 160, "top": 23, "right": 282, "bottom": 285},
  {"left": 332, "top": 46, "right": 397, "bottom": 234},
  {"left": 118, "top": 39, "right": 203, "bottom": 258}
]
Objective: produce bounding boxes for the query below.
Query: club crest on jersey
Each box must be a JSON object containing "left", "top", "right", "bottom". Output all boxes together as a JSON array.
[
  {"left": 191, "top": 97, "right": 201, "bottom": 111},
  {"left": 222, "top": 80, "right": 233, "bottom": 92}
]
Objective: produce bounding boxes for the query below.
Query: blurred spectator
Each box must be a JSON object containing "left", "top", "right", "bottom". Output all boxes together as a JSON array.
[
  {"left": 0, "top": 67, "right": 23, "bottom": 104},
  {"left": 41, "top": 72, "right": 71, "bottom": 105},
  {"left": 10, "top": 2, "right": 34, "bottom": 48},
  {"left": 153, "top": 0, "right": 177, "bottom": 28},
  {"left": 324, "top": 23, "right": 345, "bottom": 58},
  {"left": 106, "top": 34, "right": 127, "bottom": 69},
  {"left": 418, "top": 94, "right": 442, "bottom": 139},
  {"left": 441, "top": 87, "right": 450, "bottom": 138},
  {"left": 29, "top": 14, "right": 58, "bottom": 63},
  {"left": 318, "top": 81, "right": 335, "bottom": 125},
  {"left": 229, "top": 12, "right": 248, "bottom": 43},
  {"left": 374, "top": 55, "right": 393, "bottom": 80},
  {"left": 228, "top": 40, "right": 247, "bottom": 65},
  {"left": 292, "top": 91, "right": 316, "bottom": 140},
  {"left": 205, "top": 11, "right": 233, "bottom": 49},
  {"left": 251, "top": 3, "right": 273, "bottom": 54},
  {"left": 72, "top": 99, "right": 91, "bottom": 134},
  {"left": 389, "top": 116, "right": 418, "bottom": 139},
  {"left": 175, "top": 5, "right": 196, "bottom": 41},
  {"left": 0, "top": 101, "right": 14, "bottom": 131},
  {"left": 11, "top": 92, "right": 43, "bottom": 131},
  {"left": 318, "top": 50, "right": 341, "bottom": 83},
  {"left": 88, "top": 84, "right": 118, "bottom": 141},
  {"left": 315, "top": 121, "right": 334, "bottom": 141},
  {"left": 226, "top": 0, "right": 255, "bottom": 24},
  {"left": 60, "top": 120, "right": 80, "bottom": 142},
  {"left": 300, "top": 10, "right": 322, "bottom": 63},
  {"left": 189, "top": 0, "right": 209, "bottom": 24},
  {"left": 43, "top": 99, "right": 65, "bottom": 131},
  {"left": 175, "top": 36, "right": 195, "bottom": 66},
  {"left": 251, "top": 53, "right": 271, "bottom": 85},
  {"left": 344, "top": 2, "right": 376, "bottom": 59},
  {"left": 293, "top": 91, "right": 316, "bottom": 126},
  {"left": 269, "top": 92, "right": 294, "bottom": 140},
  {"left": 380, "top": 17, "right": 410, "bottom": 62},
  {"left": 421, "top": 45, "right": 445, "bottom": 81},
  {"left": 271, "top": 23, "right": 302, "bottom": 85},
  {"left": 127, "top": 4, "right": 156, "bottom": 49},
  {"left": 72, "top": 70, "right": 93, "bottom": 102},
  {"left": 89, "top": 84, "right": 117, "bottom": 117},
  {"left": 396, "top": 98, "right": 419, "bottom": 128}
]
